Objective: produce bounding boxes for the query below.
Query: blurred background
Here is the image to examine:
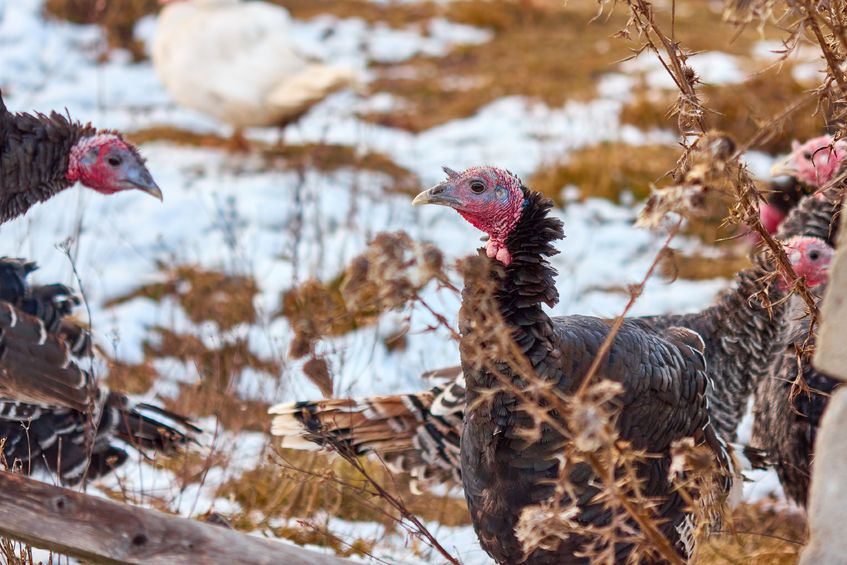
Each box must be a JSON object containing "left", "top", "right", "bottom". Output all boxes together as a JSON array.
[{"left": 0, "top": 0, "right": 823, "bottom": 562}]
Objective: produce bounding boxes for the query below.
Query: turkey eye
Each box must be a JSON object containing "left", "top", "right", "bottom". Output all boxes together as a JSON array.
[
  {"left": 107, "top": 156, "right": 122, "bottom": 167},
  {"left": 809, "top": 250, "right": 820, "bottom": 261},
  {"left": 803, "top": 151, "right": 813, "bottom": 160},
  {"left": 470, "top": 181, "right": 486, "bottom": 194}
]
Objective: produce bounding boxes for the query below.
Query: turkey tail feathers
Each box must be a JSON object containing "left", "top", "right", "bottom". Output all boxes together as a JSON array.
[
  {"left": 269, "top": 394, "right": 431, "bottom": 455},
  {"left": 270, "top": 375, "right": 465, "bottom": 490},
  {"left": 107, "top": 396, "right": 201, "bottom": 452},
  {"left": 0, "top": 303, "right": 93, "bottom": 412}
]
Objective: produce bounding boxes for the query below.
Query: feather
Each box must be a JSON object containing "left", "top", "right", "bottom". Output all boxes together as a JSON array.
[{"left": 0, "top": 258, "right": 199, "bottom": 484}]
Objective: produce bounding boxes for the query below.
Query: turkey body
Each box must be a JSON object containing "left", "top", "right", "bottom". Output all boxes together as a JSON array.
[
  {"left": 456, "top": 191, "right": 730, "bottom": 564},
  {"left": 752, "top": 294, "right": 839, "bottom": 507},
  {"left": 0, "top": 259, "right": 198, "bottom": 483},
  {"left": 153, "top": 0, "right": 354, "bottom": 129},
  {"left": 460, "top": 315, "right": 720, "bottom": 564}
]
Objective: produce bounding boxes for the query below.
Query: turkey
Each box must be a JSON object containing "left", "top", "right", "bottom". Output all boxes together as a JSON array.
[
  {"left": 153, "top": 0, "right": 355, "bottom": 134},
  {"left": 770, "top": 135, "right": 846, "bottom": 192},
  {"left": 0, "top": 259, "right": 199, "bottom": 484},
  {"left": 274, "top": 167, "right": 832, "bottom": 563},
  {"left": 751, "top": 240, "right": 838, "bottom": 507},
  {"left": 271, "top": 189, "right": 839, "bottom": 493},
  {"left": 759, "top": 135, "right": 845, "bottom": 235},
  {"left": 0, "top": 92, "right": 161, "bottom": 223},
  {"left": 634, "top": 188, "right": 840, "bottom": 442}
]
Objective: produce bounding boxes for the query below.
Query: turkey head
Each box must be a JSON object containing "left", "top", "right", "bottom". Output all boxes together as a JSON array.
[
  {"left": 771, "top": 135, "right": 846, "bottom": 190},
  {"left": 413, "top": 165, "right": 525, "bottom": 265},
  {"left": 780, "top": 236, "right": 833, "bottom": 291},
  {"left": 67, "top": 134, "right": 162, "bottom": 200}
]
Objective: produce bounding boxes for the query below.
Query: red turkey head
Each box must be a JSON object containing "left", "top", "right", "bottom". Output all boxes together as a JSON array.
[
  {"left": 66, "top": 134, "right": 162, "bottom": 200},
  {"left": 413, "top": 166, "right": 524, "bottom": 265},
  {"left": 780, "top": 236, "right": 833, "bottom": 291},
  {"left": 771, "top": 135, "right": 847, "bottom": 189}
]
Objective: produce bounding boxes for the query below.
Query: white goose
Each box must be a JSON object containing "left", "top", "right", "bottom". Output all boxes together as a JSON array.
[{"left": 153, "top": 0, "right": 355, "bottom": 130}]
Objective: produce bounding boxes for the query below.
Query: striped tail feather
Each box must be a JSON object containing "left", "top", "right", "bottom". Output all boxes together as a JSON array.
[
  {"left": 0, "top": 258, "right": 200, "bottom": 483},
  {"left": 0, "top": 393, "right": 200, "bottom": 484},
  {"left": 0, "top": 302, "right": 94, "bottom": 412},
  {"left": 270, "top": 373, "right": 466, "bottom": 491},
  {"left": 106, "top": 395, "right": 201, "bottom": 452}
]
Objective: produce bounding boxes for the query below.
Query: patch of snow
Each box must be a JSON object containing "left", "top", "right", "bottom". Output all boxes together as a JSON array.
[
  {"left": 622, "top": 51, "right": 746, "bottom": 88},
  {"left": 282, "top": 15, "right": 492, "bottom": 69}
]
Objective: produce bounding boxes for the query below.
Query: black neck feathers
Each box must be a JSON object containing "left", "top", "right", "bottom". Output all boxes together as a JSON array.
[
  {"left": 1, "top": 99, "right": 95, "bottom": 224},
  {"left": 497, "top": 190, "right": 564, "bottom": 312},
  {"left": 461, "top": 190, "right": 564, "bottom": 376}
]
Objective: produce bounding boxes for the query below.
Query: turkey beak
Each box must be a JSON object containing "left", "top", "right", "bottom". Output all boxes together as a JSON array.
[
  {"left": 412, "top": 181, "right": 460, "bottom": 208},
  {"left": 770, "top": 154, "right": 796, "bottom": 179},
  {"left": 121, "top": 163, "right": 164, "bottom": 201}
]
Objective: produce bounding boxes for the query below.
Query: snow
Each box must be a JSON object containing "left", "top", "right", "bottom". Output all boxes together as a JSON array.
[
  {"left": 621, "top": 51, "right": 747, "bottom": 89},
  {"left": 289, "top": 16, "right": 492, "bottom": 67},
  {"left": 0, "top": 1, "right": 797, "bottom": 562}
]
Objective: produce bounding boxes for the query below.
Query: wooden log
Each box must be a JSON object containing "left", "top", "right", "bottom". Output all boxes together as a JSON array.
[
  {"left": 813, "top": 197, "right": 847, "bottom": 381},
  {"left": 0, "top": 471, "right": 350, "bottom": 565}
]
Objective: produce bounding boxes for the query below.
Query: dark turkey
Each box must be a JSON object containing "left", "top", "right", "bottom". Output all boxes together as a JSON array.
[
  {"left": 409, "top": 167, "right": 741, "bottom": 563},
  {"left": 0, "top": 91, "right": 161, "bottom": 223},
  {"left": 0, "top": 258, "right": 199, "bottom": 484},
  {"left": 272, "top": 176, "right": 840, "bottom": 563},
  {"left": 751, "top": 244, "right": 838, "bottom": 507}
]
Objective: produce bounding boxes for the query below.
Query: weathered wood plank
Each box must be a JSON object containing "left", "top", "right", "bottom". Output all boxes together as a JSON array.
[
  {"left": 799, "top": 388, "right": 847, "bottom": 564},
  {"left": 0, "top": 471, "right": 350, "bottom": 565},
  {"left": 813, "top": 197, "right": 847, "bottom": 381}
]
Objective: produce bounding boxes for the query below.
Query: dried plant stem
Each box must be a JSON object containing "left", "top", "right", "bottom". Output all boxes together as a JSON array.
[
  {"left": 331, "top": 449, "right": 459, "bottom": 565},
  {"left": 801, "top": 0, "right": 847, "bottom": 94},
  {"left": 586, "top": 452, "right": 686, "bottom": 565}
]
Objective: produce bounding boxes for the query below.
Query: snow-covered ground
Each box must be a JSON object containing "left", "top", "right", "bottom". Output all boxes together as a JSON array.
[{"left": 0, "top": 1, "right": 795, "bottom": 563}]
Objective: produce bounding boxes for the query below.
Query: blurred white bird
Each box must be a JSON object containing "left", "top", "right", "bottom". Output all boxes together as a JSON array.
[{"left": 153, "top": 0, "right": 355, "bottom": 135}]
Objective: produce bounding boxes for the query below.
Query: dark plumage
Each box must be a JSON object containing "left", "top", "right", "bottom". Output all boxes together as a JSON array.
[
  {"left": 0, "top": 95, "right": 88, "bottom": 222},
  {"left": 0, "top": 91, "right": 161, "bottom": 223},
  {"left": 767, "top": 176, "right": 809, "bottom": 218},
  {"left": 750, "top": 235, "right": 837, "bottom": 508},
  {"left": 751, "top": 301, "right": 838, "bottom": 507},
  {"left": 0, "top": 259, "right": 199, "bottom": 483},
  {"left": 452, "top": 186, "right": 728, "bottom": 564}
]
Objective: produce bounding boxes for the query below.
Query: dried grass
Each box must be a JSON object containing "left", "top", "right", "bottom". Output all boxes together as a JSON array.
[{"left": 127, "top": 128, "right": 420, "bottom": 195}]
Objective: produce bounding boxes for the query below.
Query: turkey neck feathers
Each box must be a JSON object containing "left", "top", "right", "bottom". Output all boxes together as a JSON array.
[
  {"left": 0, "top": 93, "right": 94, "bottom": 223},
  {"left": 776, "top": 187, "right": 841, "bottom": 245},
  {"left": 473, "top": 190, "right": 564, "bottom": 378}
]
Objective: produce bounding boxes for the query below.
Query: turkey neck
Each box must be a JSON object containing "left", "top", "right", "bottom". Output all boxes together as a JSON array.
[
  {"left": 460, "top": 190, "right": 565, "bottom": 392},
  {"left": 776, "top": 188, "right": 841, "bottom": 246},
  {"left": 0, "top": 107, "right": 94, "bottom": 223}
]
